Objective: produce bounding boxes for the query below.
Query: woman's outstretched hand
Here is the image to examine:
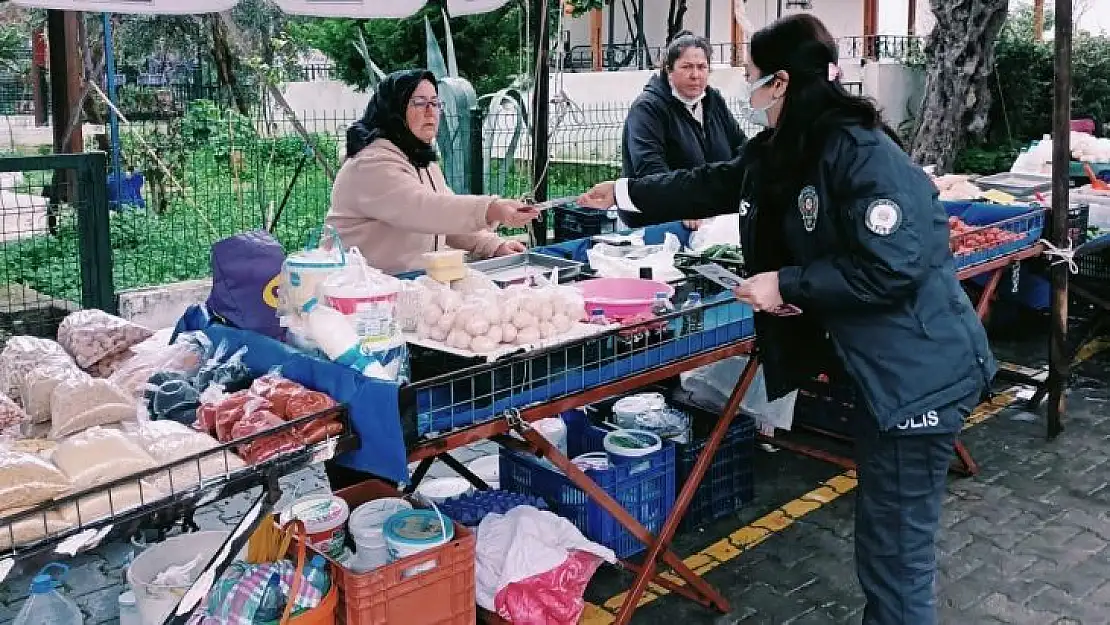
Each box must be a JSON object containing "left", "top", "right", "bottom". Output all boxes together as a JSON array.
[
  {"left": 577, "top": 181, "right": 616, "bottom": 209},
  {"left": 488, "top": 199, "right": 540, "bottom": 228}
]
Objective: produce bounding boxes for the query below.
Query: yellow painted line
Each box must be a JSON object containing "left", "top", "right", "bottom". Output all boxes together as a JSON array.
[{"left": 587, "top": 391, "right": 1017, "bottom": 618}]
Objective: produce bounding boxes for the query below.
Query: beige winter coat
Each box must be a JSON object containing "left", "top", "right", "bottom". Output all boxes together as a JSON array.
[{"left": 325, "top": 139, "right": 504, "bottom": 274}]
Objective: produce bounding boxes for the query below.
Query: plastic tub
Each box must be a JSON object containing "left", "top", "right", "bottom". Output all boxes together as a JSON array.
[
  {"left": 603, "top": 429, "right": 663, "bottom": 468},
  {"left": 126, "top": 531, "right": 231, "bottom": 625},
  {"left": 349, "top": 497, "right": 413, "bottom": 572},
  {"left": 466, "top": 455, "right": 501, "bottom": 490},
  {"left": 280, "top": 494, "right": 350, "bottom": 560},
  {"left": 576, "top": 277, "right": 675, "bottom": 320},
  {"left": 415, "top": 477, "right": 472, "bottom": 504},
  {"left": 383, "top": 508, "right": 455, "bottom": 578}
]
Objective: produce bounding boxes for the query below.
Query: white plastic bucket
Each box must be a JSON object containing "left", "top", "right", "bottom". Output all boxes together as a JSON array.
[
  {"left": 279, "top": 494, "right": 350, "bottom": 560},
  {"left": 383, "top": 508, "right": 454, "bottom": 578},
  {"left": 466, "top": 455, "right": 500, "bottom": 490},
  {"left": 126, "top": 531, "right": 232, "bottom": 625},
  {"left": 415, "top": 477, "right": 472, "bottom": 504},
  {"left": 348, "top": 497, "right": 412, "bottom": 572}
]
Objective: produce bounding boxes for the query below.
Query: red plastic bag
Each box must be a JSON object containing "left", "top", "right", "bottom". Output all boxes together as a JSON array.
[
  {"left": 494, "top": 550, "right": 605, "bottom": 625},
  {"left": 249, "top": 374, "right": 304, "bottom": 417},
  {"left": 230, "top": 403, "right": 300, "bottom": 464},
  {"left": 213, "top": 390, "right": 257, "bottom": 442}
]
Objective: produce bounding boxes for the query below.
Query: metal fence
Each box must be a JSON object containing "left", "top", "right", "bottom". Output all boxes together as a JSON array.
[{"left": 0, "top": 97, "right": 762, "bottom": 320}]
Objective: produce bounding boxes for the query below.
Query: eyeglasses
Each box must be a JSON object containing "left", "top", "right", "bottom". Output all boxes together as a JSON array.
[{"left": 409, "top": 98, "right": 442, "bottom": 111}]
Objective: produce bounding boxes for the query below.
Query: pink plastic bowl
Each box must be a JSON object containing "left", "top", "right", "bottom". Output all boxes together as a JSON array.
[{"left": 576, "top": 277, "right": 676, "bottom": 320}]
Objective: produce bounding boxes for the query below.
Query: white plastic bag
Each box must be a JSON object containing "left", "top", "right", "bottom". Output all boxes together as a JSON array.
[
  {"left": 687, "top": 214, "right": 741, "bottom": 253},
  {"left": 52, "top": 426, "right": 157, "bottom": 491},
  {"left": 0, "top": 447, "right": 71, "bottom": 510},
  {"left": 57, "top": 309, "right": 153, "bottom": 369},
  {"left": 49, "top": 378, "right": 136, "bottom": 439},
  {"left": 0, "top": 337, "right": 74, "bottom": 403},
  {"left": 680, "top": 356, "right": 797, "bottom": 431},
  {"left": 587, "top": 232, "right": 685, "bottom": 282}
]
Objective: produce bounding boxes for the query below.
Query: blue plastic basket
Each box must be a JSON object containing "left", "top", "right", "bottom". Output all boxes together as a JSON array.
[
  {"left": 553, "top": 205, "right": 619, "bottom": 243},
  {"left": 944, "top": 201, "right": 1046, "bottom": 270},
  {"left": 498, "top": 410, "right": 676, "bottom": 558},
  {"left": 674, "top": 413, "right": 756, "bottom": 531}
]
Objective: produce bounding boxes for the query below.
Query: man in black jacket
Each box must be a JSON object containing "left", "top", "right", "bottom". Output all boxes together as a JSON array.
[{"left": 619, "top": 31, "right": 747, "bottom": 229}]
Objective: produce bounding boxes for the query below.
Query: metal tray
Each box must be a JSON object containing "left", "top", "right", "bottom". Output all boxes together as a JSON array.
[
  {"left": 468, "top": 252, "right": 583, "bottom": 286},
  {"left": 974, "top": 172, "right": 1053, "bottom": 197}
]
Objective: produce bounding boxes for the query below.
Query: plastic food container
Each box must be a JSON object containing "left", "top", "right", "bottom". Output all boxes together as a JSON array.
[
  {"left": 466, "top": 455, "right": 501, "bottom": 490},
  {"left": 348, "top": 497, "right": 413, "bottom": 572},
  {"left": 280, "top": 494, "right": 350, "bottom": 559},
  {"left": 603, "top": 429, "right": 663, "bottom": 467},
  {"left": 576, "top": 277, "right": 675, "bottom": 320},
  {"left": 383, "top": 508, "right": 455, "bottom": 577},
  {"left": 572, "top": 451, "right": 611, "bottom": 472},
  {"left": 415, "top": 477, "right": 473, "bottom": 504}
]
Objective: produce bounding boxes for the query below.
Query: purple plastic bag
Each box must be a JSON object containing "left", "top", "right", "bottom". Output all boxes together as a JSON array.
[{"left": 206, "top": 230, "right": 285, "bottom": 340}]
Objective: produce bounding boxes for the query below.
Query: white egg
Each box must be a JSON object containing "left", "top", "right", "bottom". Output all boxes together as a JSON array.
[
  {"left": 446, "top": 329, "right": 471, "bottom": 349},
  {"left": 500, "top": 323, "right": 517, "bottom": 344},
  {"left": 429, "top": 325, "right": 448, "bottom": 342},
  {"left": 551, "top": 314, "right": 572, "bottom": 334},
  {"left": 537, "top": 302, "right": 554, "bottom": 322},
  {"left": 485, "top": 325, "right": 504, "bottom": 345},
  {"left": 518, "top": 297, "right": 540, "bottom": 315},
  {"left": 486, "top": 305, "right": 503, "bottom": 325},
  {"left": 423, "top": 304, "right": 443, "bottom": 326},
  {"left": 416, "top": 322, "right": 431, "bottom": 339},
  {"left": 512, "top": 311, "right": 538, "bottom": 330},
  {"left": 538, "top": 321, "right": 556, "bottom": 339},
  {"left": 501, "top": 298, "right": 520, "bottom": 318},
  {"left": 469, "top": 336, "right": 497, "bottom": 353},
  {"left": 465, "top": 317, "right": 490, "bottom": 337},
  {"left": 437, "top": 311, "right": 456, "bottom": 332},
  {"left": 516, "top": 326, "right": 540, "bottom": 345},
  {"left": 438, "top": 289, "right": 463, "bottom": 311}
]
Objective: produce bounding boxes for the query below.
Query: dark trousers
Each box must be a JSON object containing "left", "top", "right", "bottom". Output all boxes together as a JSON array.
[{"left": 852, "top": 396, "right": 976, "bottom": 625}]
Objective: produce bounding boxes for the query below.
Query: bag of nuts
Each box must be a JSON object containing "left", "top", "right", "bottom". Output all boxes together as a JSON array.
[{"left": 57, "top": 309, "right": 153, "bottom": 369}]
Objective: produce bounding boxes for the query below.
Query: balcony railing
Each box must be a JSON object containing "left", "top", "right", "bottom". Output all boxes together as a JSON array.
[{"left": 554, "top": 35, "right": 922, "bottom": 72}]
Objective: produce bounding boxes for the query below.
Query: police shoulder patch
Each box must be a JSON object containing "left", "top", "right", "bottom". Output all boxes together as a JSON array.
[
  {"left": 864, "top": 199, "right": 902, "bottom": 236},
  {"left": 797, "top": 185, "right": 819, "bottom": 232}
]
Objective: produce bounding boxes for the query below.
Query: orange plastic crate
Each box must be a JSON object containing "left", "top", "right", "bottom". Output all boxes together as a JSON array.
[{"left": 292, "top": 480, "right": 476, "bottom": 625}]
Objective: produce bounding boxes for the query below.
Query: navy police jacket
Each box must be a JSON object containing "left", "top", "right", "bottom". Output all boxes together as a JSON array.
[{"left": 622, "top": 124, "right": 997, "bottom": 430}]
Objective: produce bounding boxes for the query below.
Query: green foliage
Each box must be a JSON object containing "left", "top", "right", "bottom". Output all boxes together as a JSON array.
[
  {"left": 566, "top": 0, "right": 609, "bottom": 18},
  {"left": 956, "top": 7, "right": 1110, "bottom": 172},
  {"left": 291, "top": 3, "right": 535, "bottom": 96},
  {"left": 180, "top": 99, "right": 259, "bottom": 161}
]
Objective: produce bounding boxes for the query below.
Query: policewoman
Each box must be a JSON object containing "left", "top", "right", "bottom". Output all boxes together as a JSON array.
[{"left": 578, "top": 14, "right": 996, "bottom": 625}]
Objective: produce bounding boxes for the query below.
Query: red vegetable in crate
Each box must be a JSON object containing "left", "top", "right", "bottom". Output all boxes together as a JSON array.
[
  {"left": 948, "top": 216, "right": 1023, "bottom": 256},
  {"left": 230, "top": 404, "right": 301, "bottom": 464}
]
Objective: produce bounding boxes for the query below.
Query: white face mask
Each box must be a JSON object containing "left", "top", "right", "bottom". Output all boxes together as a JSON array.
[{"left": 740, "top": 74, "right": 777, "bottom": 128}]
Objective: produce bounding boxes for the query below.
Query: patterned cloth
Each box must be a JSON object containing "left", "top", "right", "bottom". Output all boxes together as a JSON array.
[{"left": 185, "top": 560, "right": 325, "bottom": 624}]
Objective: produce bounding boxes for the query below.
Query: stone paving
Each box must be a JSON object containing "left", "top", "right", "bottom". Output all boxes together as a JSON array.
[{"left": 0, "top": 333, "right": 1107, "bottom": 624}]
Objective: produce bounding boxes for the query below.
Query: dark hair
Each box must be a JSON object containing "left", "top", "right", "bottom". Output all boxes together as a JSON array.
[
  {"left": 662, "top": 31, "right": 712, "bottom": 74},
  {"left": 346, "top": 69, "right": 439, "bottom": 167},
  {"left": 749, "top": 15, "right": 900, "bottom": 196}
]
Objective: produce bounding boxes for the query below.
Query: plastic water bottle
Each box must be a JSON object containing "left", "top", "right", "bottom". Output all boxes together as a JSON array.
[
  {"left": 254, "top": 572, "right": 286, "bottom": 623},
  {"left": 681, "top": 292, "right": 704, "bottom": 335},
  {"left": 302, "top": 555, "right": 331, "bottom": 597},
  {"left": 14, "top": 564, "right": 84, "bottom": 625},
  {"left": 651, "top": 291, "right": 676, "bottom": 341},
  {"left": 301, "top": 298, "right": 374, "bottom": 374}
]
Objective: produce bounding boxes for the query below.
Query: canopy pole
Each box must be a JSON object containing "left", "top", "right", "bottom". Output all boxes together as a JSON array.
[
  {"left": 102, "top": 13, "right": 122, "bottom": 203},
  {"left": 1047, "top": 0, "right": 1072, "bottom": 439},
  {"left": 529, "top": 0, "right": 551, "bottom": 244}
]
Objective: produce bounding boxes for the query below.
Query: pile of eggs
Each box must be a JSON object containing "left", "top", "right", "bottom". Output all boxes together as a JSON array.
[{"left": 413, "top": 279, "right": 587, "bottom": 353}]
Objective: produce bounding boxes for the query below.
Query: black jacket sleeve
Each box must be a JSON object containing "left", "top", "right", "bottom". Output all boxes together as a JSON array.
[
  {"left": 723, "top": 106, "right": 747, "bottom": 158},
  {"left": 622, "top": 154, "right": 748, "bottom": 226},
  {"left": 777, "top": 131, "right": 931, "bottom": 311}
]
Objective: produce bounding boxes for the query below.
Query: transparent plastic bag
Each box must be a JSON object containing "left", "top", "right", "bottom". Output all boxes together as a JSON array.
[
  {"left": 0, "top": 447, "right": 71, "bottom": 510},
  {"left": 0, "top": 506, "right": 73, "bottom": 550},
  {"left": 56, "top": 479, "right": 165, "bottom": 524},
  {"left": 20, "top": 365, "right": 89, "bottom": 425},
  {"left": 57, "top": 309, "right": 154, "bottom": 369},
  {"left": 135, "top": 420, "right": 245, "bottom": 492},
  {"left": 143, "top": 373, "right": 201, "bottom": 425},
  {"left": 49, "top": 378, "right": 135, "bottom": 439},
  {"left": 109, "top": 337, "right": 204, "bottom": 399},
  {"left": 52, "top": 426, "right": 157, "bottom": 491},
  {"left": 0, "top": 336, "right": 74, "bottom": 403},
  {"left": 86, "top": 347, "right": 136, "bottom": 378},
  {"left": 231, "top": 400, "right": 300, "bottom": 465}
]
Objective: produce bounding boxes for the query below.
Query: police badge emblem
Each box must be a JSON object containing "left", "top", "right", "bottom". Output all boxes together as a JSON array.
[
  {"left": 797, "top": 186, "right": 819, "bottom": 232},
  {"left": 865, "top": 199, "right": 903, "bottom": 236}
]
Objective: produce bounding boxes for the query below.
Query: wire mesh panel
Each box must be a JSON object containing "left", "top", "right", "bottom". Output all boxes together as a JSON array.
[{"left": 0, "top": 152, "right": 110, "bottom": 338}]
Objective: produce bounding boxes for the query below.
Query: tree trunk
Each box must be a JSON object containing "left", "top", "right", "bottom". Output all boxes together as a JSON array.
[
  {"left": 667, "top": 0, "right": 689, "bottom": 43},
  {"left": 206, "top": 13, "right": 249, "bottom": 116},
  {"left": 909, "top": 0, "right": 1010, "bottom": 173}
]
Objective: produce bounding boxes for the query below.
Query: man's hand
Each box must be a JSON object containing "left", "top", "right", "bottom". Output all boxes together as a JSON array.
[
  {"left": 682, "top": 219, "right": 704, "bottom": 230},
  {"left": 487, "top": 199, "right": 540, "bottom": 228},
  {"left": 494, "top": 240, "right": 527, "bottom": 256},
  {"left": 577, "top": 181, "right": 616, "bottom": 209},
  {"left": 732, "top": 272, "right": 784, "bottom": 313}
]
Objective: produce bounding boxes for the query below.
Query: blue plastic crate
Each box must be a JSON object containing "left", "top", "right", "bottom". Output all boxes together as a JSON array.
[
  {"left": 553, "top": 205, "right": 618, "bottom": 243},
  {"left": 498, "top": 410, "right": 676, "bottom": 558},
  {"left": 675, "top": 413, "right": 756, "bottom": 531},
  {"left": 944, "top": 201, "right": 1046, "bottom": 270}
]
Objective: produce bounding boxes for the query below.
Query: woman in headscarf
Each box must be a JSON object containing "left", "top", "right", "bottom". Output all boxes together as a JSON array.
[{"left": 326, "top": 69, "right": 538, "bottom": 274}]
